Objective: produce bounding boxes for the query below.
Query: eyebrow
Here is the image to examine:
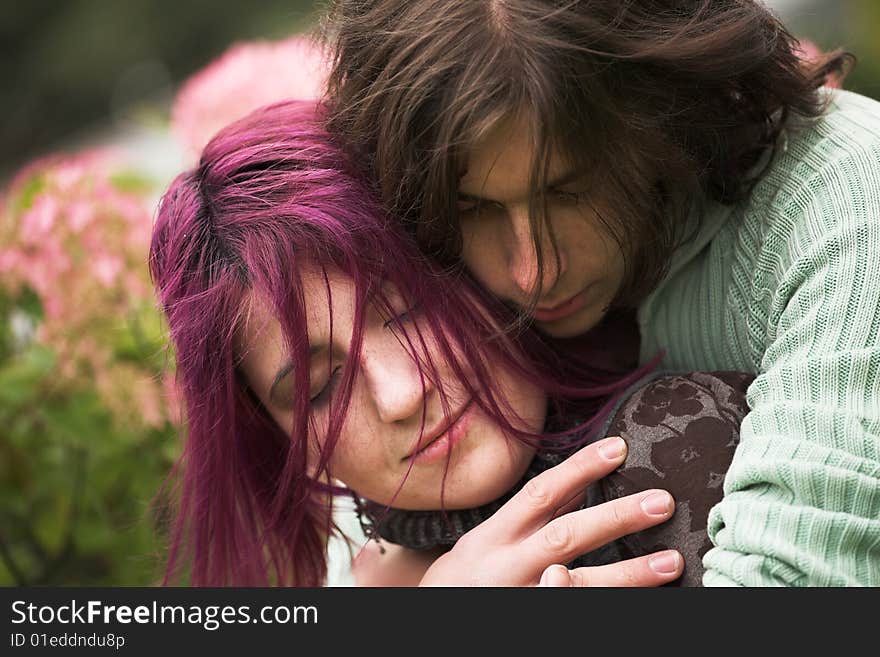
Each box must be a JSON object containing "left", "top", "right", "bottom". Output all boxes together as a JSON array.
[
  {"left": 456, "top": 169, "right": 583, "bottom": 204},
  {"left": 546, "top": 169, "right": 584, "bottom": 189},
  {"left": 268, "top": 344, "right": 324, "bottom": 402}
]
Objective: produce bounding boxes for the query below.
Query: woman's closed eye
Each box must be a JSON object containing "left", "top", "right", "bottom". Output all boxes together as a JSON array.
[
  {"left": 310, "top": 365, "right": 342, "bottom": 406},
  {"left": 378, "top": 282, "right": 422, "bottom": 330},
  {"left": 383, "top": 303, "right": 421, "bottom": 329}
]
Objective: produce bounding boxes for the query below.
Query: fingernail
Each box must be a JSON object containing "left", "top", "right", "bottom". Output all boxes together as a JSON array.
[
  {"left": 649, "top": 551, "right": 681, "bottom": 575},
  {"left": 538, "top": 565, "right": 569, "bottom": 587},
  {"left": 598, "top": 436, "right": 626, "bottom": 461},
  {"left": 640, "top": 491, "right": 673, "bottom": 517},
  {"left": 538, "top": 569, "right": 549, "bottom": 587}
]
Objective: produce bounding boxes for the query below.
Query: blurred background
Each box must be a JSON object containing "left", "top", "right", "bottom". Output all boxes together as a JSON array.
[{"left": 1, "top": 0, "right": 878, "bottom": 585}]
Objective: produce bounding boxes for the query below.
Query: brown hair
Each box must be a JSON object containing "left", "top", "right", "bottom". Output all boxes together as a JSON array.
[{"left": 323, "top": 0, "right": 853, "bottom": 307}]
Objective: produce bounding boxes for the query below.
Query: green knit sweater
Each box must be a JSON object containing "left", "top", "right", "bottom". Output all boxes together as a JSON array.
[{"left": 638, "top": 89, "right": 880, "bottom": 586}]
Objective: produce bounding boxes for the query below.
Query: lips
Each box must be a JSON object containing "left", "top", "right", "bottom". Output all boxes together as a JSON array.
[
  {"left": 532, "top": 285, "right": 591, "bottom": 323},
  {"left": 403, "top": 400, "right": 474, "bottom": 464}
]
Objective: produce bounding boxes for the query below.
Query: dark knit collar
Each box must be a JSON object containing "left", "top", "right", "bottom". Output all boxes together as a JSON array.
[{"left": 351, "top": 440, "right": 583, "bottom": 551}]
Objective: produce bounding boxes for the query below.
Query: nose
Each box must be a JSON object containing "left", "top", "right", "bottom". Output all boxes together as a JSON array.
[
  {"left": 507, "top": 207, "right": 565, "bottom": 299},
  {"left": 362, "top": 340, "right": 434, "bottom": 425}
]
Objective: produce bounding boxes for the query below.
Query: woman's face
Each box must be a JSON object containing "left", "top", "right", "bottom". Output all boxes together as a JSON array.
[{"left": 237, "top": 265, "right": 546, "bottom": 510}]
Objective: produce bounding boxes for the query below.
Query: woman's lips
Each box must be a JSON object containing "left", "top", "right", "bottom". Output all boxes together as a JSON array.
[
  {"left": 532, "top": 286, "right": 591, "bottom": 323},
  {"left": 407, "top": 401, "right": 474, "bottom": 464}
]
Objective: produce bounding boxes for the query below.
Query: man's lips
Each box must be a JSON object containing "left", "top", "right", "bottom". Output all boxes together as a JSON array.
[
  {"left": 402, "top": 400, "right": 474, "bottom": 462},
  {"left": 532, "top": 286, "right": 592, "bottom": 323}
]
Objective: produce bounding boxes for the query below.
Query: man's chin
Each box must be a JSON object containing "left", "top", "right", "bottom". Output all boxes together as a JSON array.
[{"left": 534, "top": 305, "right": 604, "bottom": 338}]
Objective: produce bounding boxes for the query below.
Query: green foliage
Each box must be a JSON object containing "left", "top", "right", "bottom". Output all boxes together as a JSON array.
[
  {"left": 846, "top": 0, "right": 880, "bottom": 100},
  {"left": 0, "top": 288, "right": 179, "bottom": 586},
  {"left": 11, "top": 174, "right": 45, "bottom": 213},
  {"left": 109, "top": 170, "right": 155, "bottom": 195}
]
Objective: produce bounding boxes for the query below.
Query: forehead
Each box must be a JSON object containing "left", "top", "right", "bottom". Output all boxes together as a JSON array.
[
  {"left": 235, "top": 265, "right": 349, "bottom": 361},
  {"left": 458, "top": 113, "right": 571, "bottom": 200}
]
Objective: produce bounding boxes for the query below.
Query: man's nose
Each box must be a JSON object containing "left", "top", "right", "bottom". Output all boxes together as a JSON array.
[{"left": 507, "top": 207, "right": 564, "bottom": 299}]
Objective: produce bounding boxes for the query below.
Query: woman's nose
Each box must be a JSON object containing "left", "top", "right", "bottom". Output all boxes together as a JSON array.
[
  {"left": 362, "top": 342, "right": 434, "bottom": 424},
  {"left": 507, "top": 207, "right": 564, "bottom": 299}
]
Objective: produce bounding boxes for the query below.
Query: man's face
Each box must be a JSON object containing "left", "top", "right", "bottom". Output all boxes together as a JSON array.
[{"left": 458, "top": 113, "right": 626, "bottom": 338}]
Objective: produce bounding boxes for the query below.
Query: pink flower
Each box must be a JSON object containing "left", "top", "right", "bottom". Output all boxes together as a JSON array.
[
  {"left": 0, "top": 251, "right": 24, "bottom": 275},
  {"left": 171, "top": 35, "right": 330, "bottom": 157},
  {"left": 2, "top": 148, "right": 177, "bottom": 429},
  {"left": 66, "top": 200, "right": 95, "bottom": 232},
  {"left": 20, "top": 196, "right": 59, "bottom": 241},
  {"left": 795, "top": 39, "right": 843, "bottom": 89},
  {"left": 92, "top": 255, "right": 123, "bottom": 287}
]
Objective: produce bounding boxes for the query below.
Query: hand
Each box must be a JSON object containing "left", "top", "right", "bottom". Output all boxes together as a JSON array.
[{"left": 418, "top": 436, "right": 683, "bottom": 586}]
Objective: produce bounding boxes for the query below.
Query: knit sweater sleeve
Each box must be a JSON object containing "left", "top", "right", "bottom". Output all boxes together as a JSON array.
[{"left": 702, "top": 132, "right": 880, "bottom": 586}]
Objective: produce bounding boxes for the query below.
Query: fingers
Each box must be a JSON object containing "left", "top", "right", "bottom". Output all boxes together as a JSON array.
[
  {"left": 550, "top": 489, "right": 588, "bottom": 521},
  {"left": 538, "top": 550, "right": 684, "bottom": 588},
  {"left": 567, "top": 550, "right": 683, "bottom": 587},
  {"left": 537, "top": 564, "right": 572, "bottom": 587},
  {"left": 523, "top": 488, "right": 675, "bottom": 566},
  {"left": 488, "top": 437, "right": 628, "bottom": 538}
]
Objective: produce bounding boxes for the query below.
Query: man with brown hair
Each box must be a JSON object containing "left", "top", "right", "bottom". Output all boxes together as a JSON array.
[{"left": 323, "top": 0, "right": 880, "bottom": 586}]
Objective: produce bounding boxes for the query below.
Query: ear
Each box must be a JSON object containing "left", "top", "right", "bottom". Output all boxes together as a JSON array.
[
  {"left": 304, "top": 434, "right": 333, "bottom": 481},
  {"left": 305, "top": 453, "right": 320, "bottom": 479}
]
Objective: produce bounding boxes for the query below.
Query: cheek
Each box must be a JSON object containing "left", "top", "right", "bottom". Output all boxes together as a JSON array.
[
  {"left": 318, "top": 389, "right": 401, "bottom": 496},
  {"left": 577, "top": 205, "right": 623, "bottom": 254},
  {"left": 509, "top": 384, "right": 548, "bottom": 433},
  {"left": 560, "top": 209, "right": 624, "bottom": 274},
  {"left": 556, "top": 207, "right": 598, "bottom": 250},
  {"left": 490, "top": 367, "right": 548, "bottom": 433},
  {"left": 460, "top": 220, "right": 508, "bottom": 287}
]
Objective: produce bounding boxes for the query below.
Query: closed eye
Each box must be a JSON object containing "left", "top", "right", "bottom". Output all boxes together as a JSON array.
[
  {"left": 310, "top": 366, "right": 342, "bottom": 407},
  {"left": 383, "top": 303, "right": 421, "bottom": 329},
  {"left": 550, "top": 188, "right": 586, "bottom": 203},
  {"left": 457, "top": 196, "right": 505, "bottom": 215}
]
